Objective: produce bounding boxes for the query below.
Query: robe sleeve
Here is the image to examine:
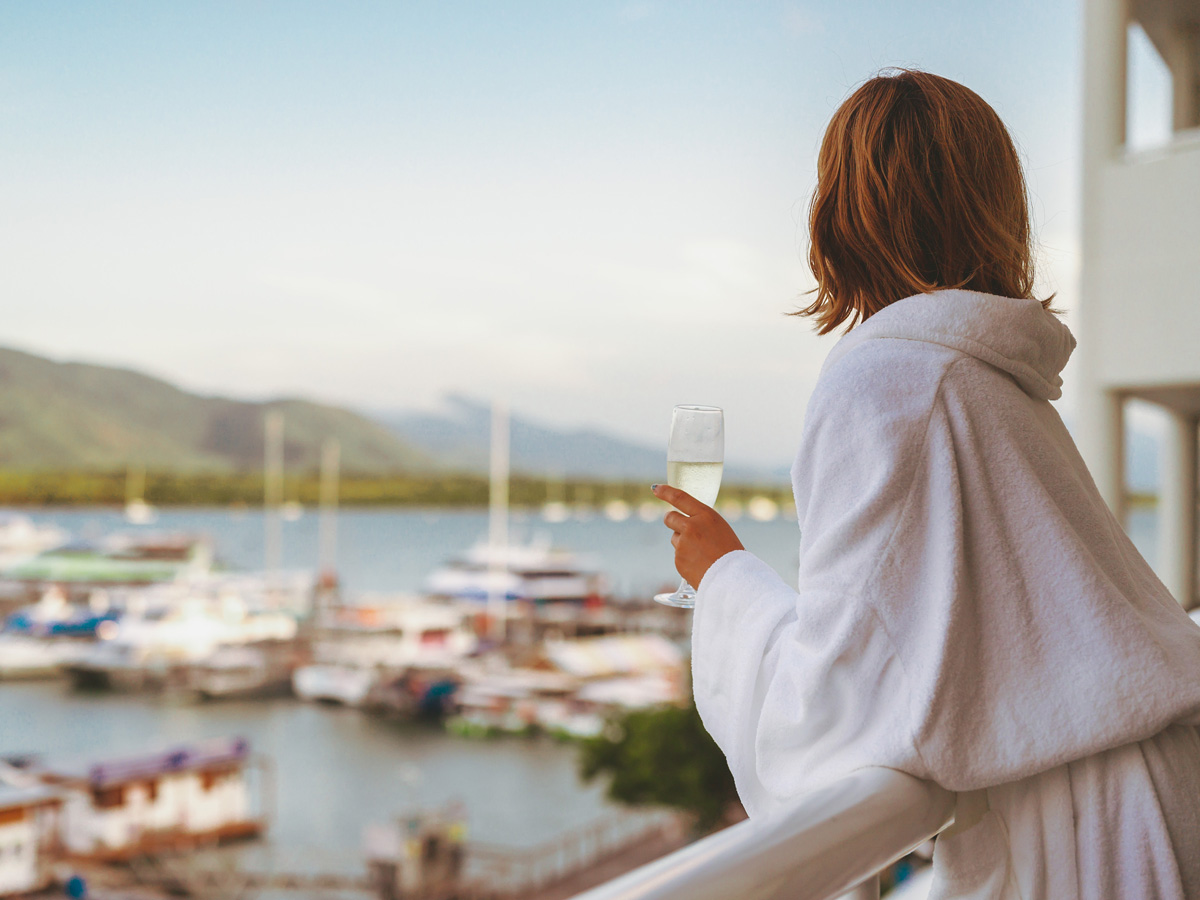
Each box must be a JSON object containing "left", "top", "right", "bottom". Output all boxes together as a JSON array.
[{"left": 690, "top": 342, "right": 954, "bottom": 818}]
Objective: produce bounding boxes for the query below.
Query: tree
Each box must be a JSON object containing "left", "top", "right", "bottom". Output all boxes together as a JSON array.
[{"left": 577, "top": 698, "right": 741, "bottom": 833}]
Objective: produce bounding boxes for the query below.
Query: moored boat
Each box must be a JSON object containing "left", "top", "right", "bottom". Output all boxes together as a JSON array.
[
  {"left": 446, "top": 634, "right": 687, "bottom": 741},
  {"left": 62, "top": 573, "right": 307, "bottom": 693},
  {"left": 293, "top": 594, "right": 477, "bottom": 709},
  {"left": 292, "top": 663, "right": 376, "bottom": 706},
  {"left": 1, "top": 587, "right": 118, "bottom": 679},
  {"left": 187, "top": 643, "right": 299, "bottom": 700},
  {"left": 0, "top": 514, "right": 68, "bottom": 569},
  {"left": 424, "top": 538, "right": 607, "bottom": 606},
  {"left": 0, "top": 532, "right": 215, "bottom": 600},
  {"left": 0, "top": 634, "right": 86, "bottom": 680}
]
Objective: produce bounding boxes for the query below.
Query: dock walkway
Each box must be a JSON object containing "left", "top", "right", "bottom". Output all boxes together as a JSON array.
[
  {"left": 518, "top": 826, "right": 692, "bottom": 900},
  {"left": 73, "top": 810, "right": 691, "bottom": 899}
]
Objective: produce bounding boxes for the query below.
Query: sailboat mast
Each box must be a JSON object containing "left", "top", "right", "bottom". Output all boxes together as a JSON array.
[
  {"left": 487, "top": 398, "right": 509, "bottom": 644},
  {"left": 318, "top": 438, "right": 340, "bottom": 580},
  {"left": 125, "top": 464, "right": 144, "bottom": 507},
  {"left": 264, "top": 410, "right": 285, "bottom": 583}
]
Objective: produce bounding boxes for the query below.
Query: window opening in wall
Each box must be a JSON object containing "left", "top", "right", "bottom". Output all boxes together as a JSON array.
[
  {"left": 1126, "top": 21, "right": 1175, "bottom": 151},
  {"left": 0, "top": 807, "right": 26, "bottom": 826},
  {"left": 92, "top": 786, "right": 125, "bottom": 809},
  {"left": 1125, "top": 399, "right": 1166, "bottom": 566}
]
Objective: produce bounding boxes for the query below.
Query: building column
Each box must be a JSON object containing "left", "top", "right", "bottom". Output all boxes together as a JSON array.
[
  {"left": 1159, "top": 410, "right": 1198, "bottom": 609},
  {"left": 1081, "top": 0, "right": 1129, "bottom": 159},
  {"left": 1078, "top": 387, "right": 1127, "bottom": 521},
  {"left": 1161, "top": 24, "right": 1200, "bottom": 131},
  {"left": 1075, "top": 0, "right": 1128, "bottom": 515}
]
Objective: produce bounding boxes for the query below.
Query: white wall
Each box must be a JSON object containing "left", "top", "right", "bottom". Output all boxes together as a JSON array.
[
  {"left": 1086, "top": 136, "right": 1200, "bottom": 388},
  {"left": 1076, "top": 0, "right": 1200, "bottom": 517},
  {"left": 0, "top": 817, "right": 38, "bottom": 897},
  {"left": 58, "top": 769, "right": 254, "bottom": 856}
]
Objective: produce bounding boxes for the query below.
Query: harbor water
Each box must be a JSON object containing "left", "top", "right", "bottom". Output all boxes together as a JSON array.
[
  {"left": 0, "top": 505, "right": 809, "bottom": 868},
  {"left": 0, "top": 681, "right": 624, "bottom": 862},
  {"left": 2, "top": 506, "right": 810, "bottom": 597},
  {"left": 0, "top": 505, "right": 1160, "bottom": 865},
  {"left": 0, "top": 504, "right": 1156, "bottom": 600}
]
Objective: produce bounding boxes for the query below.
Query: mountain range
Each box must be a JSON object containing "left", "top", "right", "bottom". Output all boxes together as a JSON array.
[
  {"left": 0, "top": 346, "right": 788, "bottom": 480},
  {"left": 375, "top": 395, "right": 788, "bottom": 483},
  {"left": 0, "top": 345, "right": 1163, "bottom": 490},
  {"left": 0, "top": 347, "right": 430, "bottom": 473}
]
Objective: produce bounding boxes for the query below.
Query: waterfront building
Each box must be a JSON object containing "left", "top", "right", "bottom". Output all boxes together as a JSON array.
[
  {"left": 1076, "top": 0, "right": 1200, "bottom": 607},
  {"left": 33, "top": 738, "right": 263, "bottom": 860},
  {"left": 0, "top": 784, "right": 61, "bottom": 897}
]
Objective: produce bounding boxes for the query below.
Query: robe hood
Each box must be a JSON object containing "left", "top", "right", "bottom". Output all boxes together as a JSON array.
[{"left": 822, "top": 289, "right": 1076, "bottom": 401}]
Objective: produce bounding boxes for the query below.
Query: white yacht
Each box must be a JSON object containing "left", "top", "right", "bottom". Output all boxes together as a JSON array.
[
  {"left": 62, "top": 573, "right": 306, "bottom": 692},
  {"left": 424, "top": 538, "right": 607, "bottom": 605},
  {"left": 292, "top": 663, "right": 377, "bottom": 706},
  {"left": 0, "top": 514, "right": 68, "bottom": 569},
  {"left": 0, "top": 586, "right": 115, "bottom": 678},
  {"left": 0, "top": 634, "right": 84, "bottom": 679}
]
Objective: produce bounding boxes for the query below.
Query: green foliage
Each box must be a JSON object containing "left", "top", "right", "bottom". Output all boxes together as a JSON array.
[
  {"left": 0, "top": 469, "right": 793, "bottom": 509},
  {"left": 578, "top": 698, "right": 738, "bottom": 833}
]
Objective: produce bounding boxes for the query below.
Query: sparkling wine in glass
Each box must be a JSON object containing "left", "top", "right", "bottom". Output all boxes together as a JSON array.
[{"left": 654, "top": 405, "right": 724, "bottom": 608}]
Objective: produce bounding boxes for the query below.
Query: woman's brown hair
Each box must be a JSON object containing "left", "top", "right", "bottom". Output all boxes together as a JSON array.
[{"left": 798, "top": 68, "right": 1054, "bottom": 334}]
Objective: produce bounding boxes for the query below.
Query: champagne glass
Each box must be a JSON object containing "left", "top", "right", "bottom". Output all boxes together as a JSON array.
[{"left": 654, "top": 405, "right": 724, "bottom": 608}]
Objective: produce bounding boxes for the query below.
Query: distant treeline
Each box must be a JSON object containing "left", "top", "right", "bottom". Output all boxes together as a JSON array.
[{"left": 0, "top": 470, "right": 795, "bottom": 509}]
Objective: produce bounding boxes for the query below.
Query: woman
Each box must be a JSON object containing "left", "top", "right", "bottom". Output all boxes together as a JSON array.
[{"left": 654, "top": 69, "right": 1200, "bottom": 898}]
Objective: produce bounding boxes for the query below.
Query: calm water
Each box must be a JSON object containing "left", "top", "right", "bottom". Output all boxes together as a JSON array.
[
  {"left": 0, "top": 506, "right": 806, "bottom": 863},
  {"left": 0, "top": 682, "right": 632, "bottom": 859},
  {"left": 7, "top": 505, "right": 805, "bottom": 597},
  {"left": 3, "top": 505, "right": 1156, "bottom": 599}
]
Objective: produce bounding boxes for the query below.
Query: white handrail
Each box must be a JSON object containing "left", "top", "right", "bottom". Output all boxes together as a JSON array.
[{"left": 568, "top": 767, "right": 956, "bottom": 900}]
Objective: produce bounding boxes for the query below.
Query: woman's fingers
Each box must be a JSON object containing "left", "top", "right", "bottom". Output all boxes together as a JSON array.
[
  {"left": 663, "top": 510, "right": 690, "bottom": 533},
  {"left": 654, "top": 482, "right": 745, "bottom": 586},
  {"left": 652, "top": 483, "right": 708, "bottom": 516}
]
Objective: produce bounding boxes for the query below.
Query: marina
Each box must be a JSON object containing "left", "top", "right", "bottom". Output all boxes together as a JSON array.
[
  {"left": 0, "top": 681, "right": 672, "bottom": 898},
  {"left": 0, "top": 506, "right": 797, "bottom": 897},
  {"left": 0, "top": 505, "right": 1165, "bottom": 897}
]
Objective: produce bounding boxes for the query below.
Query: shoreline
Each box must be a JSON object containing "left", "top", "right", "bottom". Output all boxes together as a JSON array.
[{"left": 0, "top": 471, "right": 793, "bottom": 510}]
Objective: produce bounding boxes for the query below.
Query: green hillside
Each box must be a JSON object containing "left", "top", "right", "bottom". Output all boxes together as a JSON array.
[{"left": 0, "top": 347, "right": 430, "bottom": 473}]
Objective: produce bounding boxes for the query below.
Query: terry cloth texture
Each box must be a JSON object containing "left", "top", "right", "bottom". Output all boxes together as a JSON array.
[{"left": 692, "top": 288, "right": 1200, "bottom": 899}]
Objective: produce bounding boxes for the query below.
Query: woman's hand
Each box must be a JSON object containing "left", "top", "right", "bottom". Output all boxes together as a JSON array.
[{"left": 653, "top": 483, "right": 745, "bottom": 587}]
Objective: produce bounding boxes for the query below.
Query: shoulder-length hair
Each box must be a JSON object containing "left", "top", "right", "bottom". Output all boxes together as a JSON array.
[{"left": 798, "top": 68, "right": 1055, "bottom": 334}]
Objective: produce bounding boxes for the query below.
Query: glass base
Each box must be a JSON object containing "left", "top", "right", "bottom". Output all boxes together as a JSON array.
[{"left": 654, "top": 586, "right": 696, "bottom": 608}]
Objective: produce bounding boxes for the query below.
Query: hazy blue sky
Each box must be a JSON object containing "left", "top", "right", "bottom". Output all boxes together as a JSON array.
[{"left": 0, "top": 0, "right": 1087, "bottom": 465}]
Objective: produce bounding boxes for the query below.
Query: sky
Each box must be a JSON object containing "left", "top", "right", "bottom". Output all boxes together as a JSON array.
[{"left": 0, "top": 0, "right": 1095, "bottom": 467}]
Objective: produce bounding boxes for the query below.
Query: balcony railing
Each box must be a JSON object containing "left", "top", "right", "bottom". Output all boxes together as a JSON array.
[{"left": 569, "top": 767, "right": 956, "bottom": 900}]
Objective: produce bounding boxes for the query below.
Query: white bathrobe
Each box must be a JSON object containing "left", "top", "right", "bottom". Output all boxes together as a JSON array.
[{"left": 692, "top": 289, "right": 1200, "bottom": 898}]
